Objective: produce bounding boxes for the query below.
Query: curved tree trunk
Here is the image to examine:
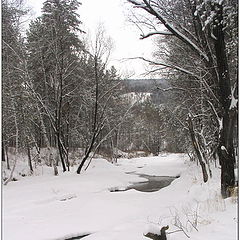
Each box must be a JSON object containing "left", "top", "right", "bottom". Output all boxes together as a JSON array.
[{"left": 187, "top": 114, "right": 208, "bottom": 183}]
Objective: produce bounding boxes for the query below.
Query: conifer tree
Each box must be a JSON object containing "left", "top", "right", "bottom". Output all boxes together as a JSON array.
[{"left": 26, "top": 0, "right": 84, "bottom": 172}]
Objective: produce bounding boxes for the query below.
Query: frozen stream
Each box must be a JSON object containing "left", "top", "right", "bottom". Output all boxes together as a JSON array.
[
  {"left": 110, "top": 173, "right": 178, "bottom": 192},
  {"left": 67, "top": 174, "right": 178, "bottom": 239},
  {"left": 4, "top": 155, "right": 188, "bottom": 240}
]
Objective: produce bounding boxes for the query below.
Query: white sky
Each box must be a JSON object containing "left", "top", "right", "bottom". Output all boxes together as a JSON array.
[{"left": 27, "top": 0, "right": 155, "bottom": 79}]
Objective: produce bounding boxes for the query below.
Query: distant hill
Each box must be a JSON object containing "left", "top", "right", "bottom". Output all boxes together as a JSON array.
[
  {"left": 120, "top": 78, "right": 169, "bottom": 93},
  {"left": 120, "top": 79, "right": 170, "bottom": 104}
]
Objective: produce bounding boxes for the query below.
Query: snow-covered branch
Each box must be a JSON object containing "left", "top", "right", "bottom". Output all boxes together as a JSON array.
[
  {"left": 128, "top": 0, "right": 209, "bottom": 62},
  {"left": 207, "top": 100, "right": 221, "bottom": 128},
  {"left": 128, "top": 0, "right": 144, "bottom": 7},
  {"left": 140, "top": 30, "right": 173, "bottom": 39}
]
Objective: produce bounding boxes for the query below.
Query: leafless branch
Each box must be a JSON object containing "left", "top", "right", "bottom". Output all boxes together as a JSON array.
[
  {"left": 127, "top": 0, "right": 209, "bottom": 61},
  {"left": 127, "top": 56, "right": 200, "bottom": 77}
]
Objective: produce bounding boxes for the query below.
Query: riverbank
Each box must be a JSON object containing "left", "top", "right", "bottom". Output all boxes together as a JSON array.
[{"left": 3, "top": 154, "right": 237, "bottom": 240}]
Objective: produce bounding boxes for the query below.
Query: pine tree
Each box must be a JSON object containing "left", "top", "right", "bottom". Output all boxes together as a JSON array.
[
  {"left": 26, "top": 0, "right": 85, "bottom": 172},
  {"left": 2, "top": 0, "right": 31, "bottom": 180}
]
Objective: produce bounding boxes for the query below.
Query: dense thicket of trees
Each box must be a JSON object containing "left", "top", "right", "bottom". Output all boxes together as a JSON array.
[
  {"left": 3, "top": 0, "right": 161, "bottom": 177},
  {"left": 2, "top": 0, "right": 131, "bottom": 175}
]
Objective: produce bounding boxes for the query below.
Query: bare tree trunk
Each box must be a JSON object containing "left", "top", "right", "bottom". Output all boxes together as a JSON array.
[
  {"left": 77, "top": 56, "right": 100, "bottom": 174},
  {"left": 5, "top": 146, "right": 10, "bottom": 170},
  {"left": 55, "top": 69, "right": 67, "bottom": 172},
  {"left": 212, "top": 3, "right": 236, "bottom": 198},
  {"left": 4, "top": 151, "right": 17, "bottom": 186},
  {"left": 56, "top": 132, "right": 66, "bottom": 172},
  {"left": 77, "top": 131, "right": 98, "bottom": 174},
  {"left": 27, "top": 145, "right": 33, "bottom": 174},
  {"left": 2, "top": 143, "right": 6, "bottom": 162},
  {"left": 4, "top": 104, "right": 18, "bottom": 185},
  {"left": 114, "top": 127, "right": 121, "bottom": 163},
  {"left": 38, "top": 106, "right": 59, "bottom": 174},
  {"left": 110, "top": 135, "right": 115, "bottom": 162},
  {"left": 38, "top": 106, "right": 51, "bottom": 147},
  {"left": 64, "top": 102, "right": 70, "bottom": 171},
  {"left": 187, "top": 114, "right": 208, "bottom": 182},
  {"left": 49, "top": 152, "right": 58, "bottom": 176},
  {"left": 55, "top": 44, "right": 68, "bottom": 172}
]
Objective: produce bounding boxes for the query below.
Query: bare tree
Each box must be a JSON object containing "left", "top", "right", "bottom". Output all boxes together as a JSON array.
[{"left": 76, "top": 25, "right": 120, "bottom": 173}]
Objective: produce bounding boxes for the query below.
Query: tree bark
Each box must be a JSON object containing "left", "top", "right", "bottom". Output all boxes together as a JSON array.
[
  {"left": 4, "top": 102, "right": 19, "bottom": 185},
  {"left": 76, "top": 131, "right": 97, "bottom": 174},
  {"left": 77, "top": 56, "right": 100, "bottom": 174},
  {"left": 6, "top": 146, "right": 10, "bottom": 170},
  {"left": 187, "top": 115, "right": 208, "bottom": 182},
  {"left": 27, "top": 145, "right": 33, "bottom": 174},
  {"left": 55, "top": 66, "right": 67, "bottom": 172},
  {"left": 56, "top": 132, "right": 66, "bottom": 172},
  {"left": 212, "top": 3, "right": 236, "bottom": 198},
  {"left": 2, "top": 143, "right": 5, "bottom": 162}
]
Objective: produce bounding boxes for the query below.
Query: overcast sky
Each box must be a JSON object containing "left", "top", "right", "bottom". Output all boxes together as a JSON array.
[{"left": 27, "top": 0, "right": 155, "bottom": 79}]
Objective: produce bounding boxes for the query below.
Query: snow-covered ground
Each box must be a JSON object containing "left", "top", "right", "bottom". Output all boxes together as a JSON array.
[{"left": 3, "top": 153, "right": 238, "bottom": 240}]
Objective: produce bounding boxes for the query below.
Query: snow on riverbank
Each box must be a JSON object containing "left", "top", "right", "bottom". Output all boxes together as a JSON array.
[{"left": 3, "top": 153, "right": 237, "bottom": 240}]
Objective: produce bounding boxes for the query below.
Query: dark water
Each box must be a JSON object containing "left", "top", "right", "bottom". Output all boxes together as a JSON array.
[
  {"left": 65, "top": 234, "right": 90, "bottom": 240},
  {"left": 110, "top": 174, "right": 178, "bottom": 192}
]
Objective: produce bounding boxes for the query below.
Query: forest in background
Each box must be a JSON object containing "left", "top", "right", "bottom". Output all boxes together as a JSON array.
[{"left": 2, "top": 0, "right": 238, "bottom": 198}]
